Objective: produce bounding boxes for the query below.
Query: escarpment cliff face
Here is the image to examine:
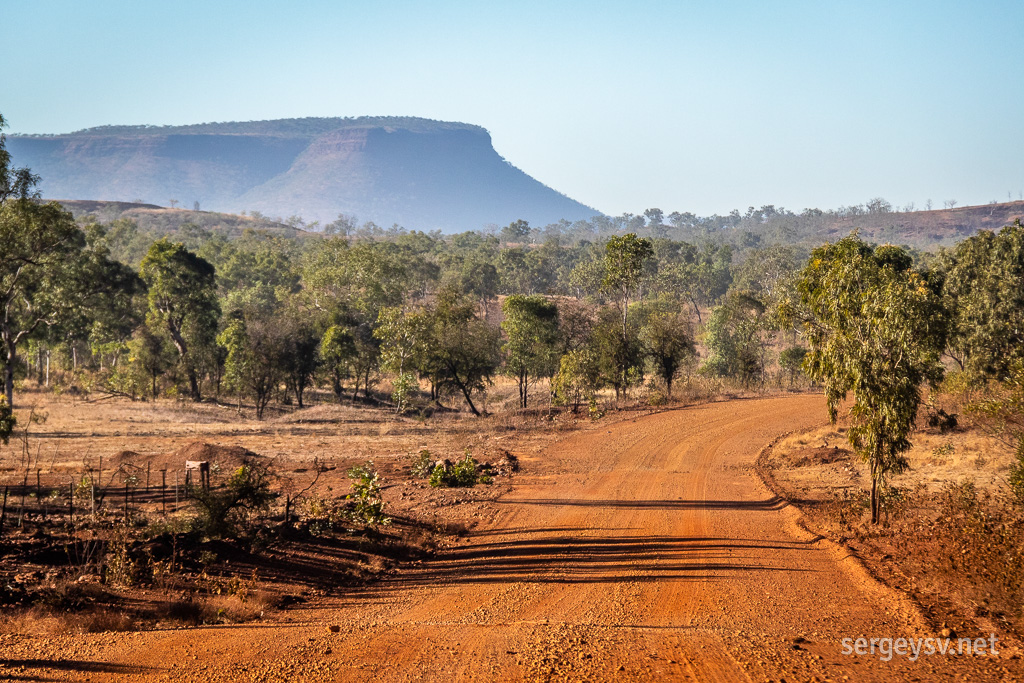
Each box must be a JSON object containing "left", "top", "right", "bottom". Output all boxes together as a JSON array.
[{"left": 7, "top": 117, "right": 599, "bottom": 230}]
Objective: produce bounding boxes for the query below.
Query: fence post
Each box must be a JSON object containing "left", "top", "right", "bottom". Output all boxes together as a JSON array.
[
  {"left": 69, "top": 479, "right": 74, "bottom": 525},
  {"left": 1, "top": 486, "right": 8, "bottom": 532},
  {"left": 124, "top": 482, "right": 129, "bottom": 520},
  {"left": 161, "top": 470, "right": 167, "bottom": 515}
]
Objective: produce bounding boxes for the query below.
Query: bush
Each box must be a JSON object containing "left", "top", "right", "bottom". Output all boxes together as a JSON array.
[
  {"left": 429, "top": 451, "right": 489, "bottom": 488},
  {"left": 0, "top": 396, "right": 15, "bottom": 444},
  {"left": 189, "top": 461, "right": 275, "bottom": 537},
  {"left": 347, "top": 463, "right": 390, "bottom": 527},
  {"left": 410, "top": 449, "right": 433, "bottom": 478}
]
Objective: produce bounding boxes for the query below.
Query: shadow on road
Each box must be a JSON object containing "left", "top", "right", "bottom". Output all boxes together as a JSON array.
[{"left": 496, "top": 496, "right": 789, "bottom": 510}]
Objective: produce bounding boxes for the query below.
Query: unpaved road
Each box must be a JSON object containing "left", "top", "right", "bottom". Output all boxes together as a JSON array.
[{"left": 3, "top": 395, "right": 1019, "bottom": 681}]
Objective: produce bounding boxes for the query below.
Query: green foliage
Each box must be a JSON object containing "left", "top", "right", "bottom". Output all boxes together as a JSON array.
[
  {"left": 189, "top": 462, "right": 275, "bottom": 538},
  {"left": 552, "top": 348, "right": 602, "bottom": 412},
  {"left": 501, "top": 295, "right": 561, "bottom": 408},
  {"left": 320, "top": 323, "right": 357, "bottom": 401},
  {"left": 940, "top": 220, "right": 1024, "bottom": 382},
  {"left": 419, "top": 290, "right": 501, "bottom": 417},
  {"left": 602, "top": 233, "right": 654, "bottom": 331},
  {"left": 0, "top": 193, "right": 139, "bottom": 405},
  {"left": 346, "top": 462, "right": 390, "bottom": 526},
  {"left": 592, "top": 307, "right": 644, "bottom": 400},
  {"left": 702, "top": 292, "right": 769, "bottom": 387},
  {"left": 637, "top": 297, "right": 695, "bottom": 397},
  {"left": 410, "top": 449, "right": 434, "bottom": 478},
  {"left": 0, "top": 395, "right": 15, "bottom": 444},
  {"left": 778, "top": 345, "right": 808, "bottom": 386},
  {"left": 966, "top": 361, "right": 1024, "bottom": 505},
  {"left": 140, "top": 239, "right": 219, "bottom": 400},
  {"left": 429, "top": 451, "right": 488, "bottom": 488},
  {"left": 374, "top": 306, "right": 431, "bottom": 411},
  {"left": 792, "top": 233, "right": 946, "bottom": 523},
  {"left": 218, "top": 313, "right": 287, "bottom": 419}
]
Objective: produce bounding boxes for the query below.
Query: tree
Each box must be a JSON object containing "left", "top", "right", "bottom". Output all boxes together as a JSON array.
[
  {"left": 500, "top": 219, "right": 531, "bottom": 244},
  {"left": 592, "top": 307, "right": 645, "bottom": 401},
  {"left": 702, "top": 292, "right": 769, "bottom": 387},
  {"left": 277, "top": 302, "right": 320, "bottom": 408},
  {"left": 374, "top": 306, "right": 431, "bottom": 411},
  {"left": 129, "top": 324, "right": 177, "bottom": 398},
  {"left": 939, "top": 220, "right": 1024, "bottom": 382},
  {"left": 638, "top": 298, "right": 695, "bottom": 398},
  {"left": 552, "top": 348, "right": 602, "bottom": 413},
  {"left": 790, "top": 234, "right": 945, "bottom": 523},
  {"left": 0, "top": 112, "right": 38, "bottom": 204},
  {"left": 1, "top": 183, "right": 139, "bottom": 406},
  {"left": 218, "top": 313, "right": 287, "bottom": 420},
  {"left": 140, "top": 239, "right": 219, "bottom": 401},
  {"left": 320, "top": 324, "right": 357, "bottom": 402},
  {"left": 603, "top": 234, "right": 653, "bottom": 337},
  {"left": 779, "top": 345, "right": 808, "bottom": 387},
  {"left": 0, "top": 395, "right": 14, "bottom": 444},
  {"left": 426, "top": 291, "right": 501, "bottom": 416},
  {"left": 501, "top": 295, "right": 560, "bottom": 408}
]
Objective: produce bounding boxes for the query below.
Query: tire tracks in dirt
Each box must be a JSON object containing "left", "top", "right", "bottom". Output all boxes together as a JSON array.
[{"left": 5, "top": 395, "right": 1020, "bottom": 681}]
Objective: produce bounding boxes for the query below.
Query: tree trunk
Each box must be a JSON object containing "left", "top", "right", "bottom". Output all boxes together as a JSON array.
[
  {"left": 869, "top": 457, "right": 880, "bottom": 524},
  {"left": 187, "top": 368, "right": 201, "bottom": 402},
  {"left": 450, "top": 370, "right": 481, "bottom": 417},
  {"left": 4, "top": 357, "right": 13, "bottom": 408}
]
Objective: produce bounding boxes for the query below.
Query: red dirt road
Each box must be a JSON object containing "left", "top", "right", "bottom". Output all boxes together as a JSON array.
[{"left": 3, "top": 395, "right": 1019, "bottom": 681}]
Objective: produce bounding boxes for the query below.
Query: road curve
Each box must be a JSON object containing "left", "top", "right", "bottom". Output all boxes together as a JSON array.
[{"left": 4, "top": 395, "right": 1013, "bottom": 681}]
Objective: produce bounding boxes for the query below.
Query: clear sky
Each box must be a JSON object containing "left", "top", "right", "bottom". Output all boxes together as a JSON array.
[{"left": 2, "top": 0, "right": 1022, "bottom": 217}]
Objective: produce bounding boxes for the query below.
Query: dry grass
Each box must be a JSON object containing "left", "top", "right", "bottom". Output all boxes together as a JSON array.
[
  {"left": 766, "top": 413, "right": 1024, "bottom": 640},
  {"left": 0, "top": 606, "right": 136, "bottom": 635}
]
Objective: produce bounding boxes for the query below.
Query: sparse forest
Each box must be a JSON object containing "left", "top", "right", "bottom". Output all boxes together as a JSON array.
[{"left": 3, "top": 109, "right": 1024, "bottom": 673}]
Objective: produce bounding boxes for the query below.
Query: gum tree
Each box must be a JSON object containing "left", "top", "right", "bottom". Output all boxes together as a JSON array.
[
  {"left": 790, "top": 234, "right": 945, "bottom": 523},
  {"left": 501, "top": 295, "right": 560, "bottom": 408},
  {"left": 140, "top": 239, "right": 219, "bottom": 401}
]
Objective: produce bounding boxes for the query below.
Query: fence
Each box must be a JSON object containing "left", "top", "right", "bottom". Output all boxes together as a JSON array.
[{"left": 0, "top": 463, "right": 194, "bottom": 532}]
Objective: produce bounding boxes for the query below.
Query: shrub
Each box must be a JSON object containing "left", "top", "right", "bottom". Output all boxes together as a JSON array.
[
  {"left": 410, "top": 449, "right": 433, "bottom": 478},
  {"left": 429, "top": 451, "right": 489, "bottom": 488},
  {"left": 189, "top": 461, "right": 275, "bottom": 537},
  {"left": 347, "top": 462, "right": 390, "bottom": 527},
  {"left": 0, "top": 396, "right": 14, "bottom": 444}
]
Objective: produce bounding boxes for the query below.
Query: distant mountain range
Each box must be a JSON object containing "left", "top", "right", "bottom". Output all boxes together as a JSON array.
[{"left": 6, "top": 117, "right": 600, "bottom": 231}]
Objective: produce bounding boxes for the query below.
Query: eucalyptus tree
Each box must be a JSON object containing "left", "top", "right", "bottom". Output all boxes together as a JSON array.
[
  {"left": 939, "top": 220, "right": 1024, "bottom": 381},
  {"left": 789, "top": 234, "right": 946, "bottom": 523},
  {"left": 1, "top": 192, "right": 138, "bottom": 405},
  {"left": 602, "top": 233, "right": 654, "bottom": 337},
  {"left": 638, "top": 296, "right": 696, "bottom": 398},
  {"left": 501, "top": 295, "right": 560, "bottom": 408},
  {"left": 140, "top": 239, "right": 219, "bottom": 401}
]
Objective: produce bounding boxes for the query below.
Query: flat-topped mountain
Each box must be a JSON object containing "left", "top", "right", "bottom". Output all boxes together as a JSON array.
[{"left": 7, "top": 117, "right": 599, "bottom": 231}]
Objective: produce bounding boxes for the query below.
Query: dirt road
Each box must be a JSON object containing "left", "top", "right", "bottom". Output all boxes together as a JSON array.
[{"left": 3, "top": 395, "right": 1018, "bottom": 681}]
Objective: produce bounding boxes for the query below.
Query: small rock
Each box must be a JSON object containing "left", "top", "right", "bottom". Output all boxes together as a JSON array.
[{"left": 328, "top": 625, "right": 341, "bottom": 633}]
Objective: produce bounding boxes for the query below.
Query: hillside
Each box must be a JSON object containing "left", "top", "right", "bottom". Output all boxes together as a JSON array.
[
  {"left": 7, "top": 117, "right": 599, "bottom": 231},
  {"left": 57, "top": 200, "right": 305, "bottom": 239},
  {"left": 820, "top": 201, "right": 1024, "bottom": 248}
]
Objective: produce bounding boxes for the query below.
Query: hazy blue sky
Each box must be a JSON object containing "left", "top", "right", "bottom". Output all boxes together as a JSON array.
[{"left": 2, "top": 0, "right": 1022, "bottom": 217}]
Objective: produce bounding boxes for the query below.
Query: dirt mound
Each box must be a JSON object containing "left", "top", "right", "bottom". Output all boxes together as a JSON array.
[
  {"left": 112, "top": 450, "right": 141, "bottom": 463},
  {"left": 174, "top": 442, "right": 262, "bottom": 467}
]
